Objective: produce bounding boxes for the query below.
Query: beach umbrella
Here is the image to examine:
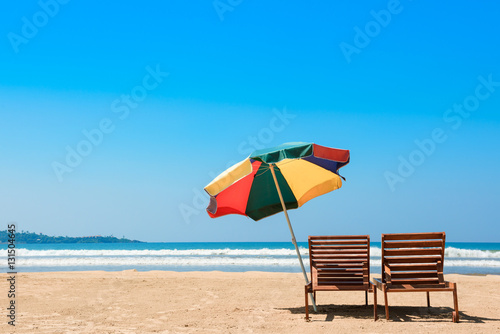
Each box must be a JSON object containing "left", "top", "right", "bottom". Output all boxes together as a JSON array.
[{"left": 204, "top": 142, "right": 350, "bottom": 311}]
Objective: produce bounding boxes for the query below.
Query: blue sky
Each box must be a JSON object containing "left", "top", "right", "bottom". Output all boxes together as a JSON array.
[{"left": 1, "top": 1, "right": 499, "bottom": 242}]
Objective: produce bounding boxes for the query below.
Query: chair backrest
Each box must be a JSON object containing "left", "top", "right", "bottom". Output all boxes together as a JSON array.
[
  {"left": 309, "top": 235, "right": 370, "bottom": 289},
  {"left": 381, "top": 232, "right": 446, "bottom": 286}
]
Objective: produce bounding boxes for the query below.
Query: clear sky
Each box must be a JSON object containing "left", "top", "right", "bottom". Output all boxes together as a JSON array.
[{"left": 1, "top": 1, "right": 499, "bottom": 242}]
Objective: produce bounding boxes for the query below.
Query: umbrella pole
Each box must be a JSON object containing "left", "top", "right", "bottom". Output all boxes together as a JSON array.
[{"left": 270, "top": 164, "right": 318, "bottom": 313}]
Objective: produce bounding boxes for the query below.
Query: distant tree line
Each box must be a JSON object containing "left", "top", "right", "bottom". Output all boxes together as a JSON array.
[{"left": 0, "top": 230, "right": 143, "bottom": 244}]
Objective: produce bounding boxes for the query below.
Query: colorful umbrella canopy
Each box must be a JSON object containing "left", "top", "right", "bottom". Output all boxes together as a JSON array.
[{"left": 205, "top": 142, "right": 350, "bottom": 221}]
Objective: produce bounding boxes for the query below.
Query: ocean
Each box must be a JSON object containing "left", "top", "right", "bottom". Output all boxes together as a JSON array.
[{"left": 5, "top": 242, "right": 500, "bottom": 275}]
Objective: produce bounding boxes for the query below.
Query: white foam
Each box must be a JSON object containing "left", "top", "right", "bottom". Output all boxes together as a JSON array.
[
  {"left": 17, "top": 256, "right": 304, "bottom": 267},
  {"left": 369, "top": 247, "right": 500, "bottom": 258},
  {"left": 371, "top": 247, "right": 381, "bottom": 257},
  {"left": 445, "top": 260, "right": 500, "bottom": 267},
  {"left": 14, "top": 257, "right": 500, "bottom": 268},
  {"left": 11, "top": 247, "right": 310, "bottom": 257},
  {"left": 11, "top": 247, "right": 379, "bottom": 257},
  {"left": 445, "top": 247, "right": 500, "bottom": 258},
  {"left": 11, "top": 247, "right": 498, "bottom": 258}
]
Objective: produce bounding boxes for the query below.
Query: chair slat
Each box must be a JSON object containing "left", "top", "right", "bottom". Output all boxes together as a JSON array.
[
  {"left": 319, "top": 277, "right": 365, "bottom": 282},
  {"left": 314, "top": 284, "right": 371, "bottom": 291},
  {"left": 391, "top": 272, "right": 439, "bottom": 279},
  {"left": 318, "top": 276, "right": 366, "bottom": 280},
  {"left": 384, "top": 240, "right": 443, "bottom": 248},
  {"left": 310, "top": 240, "right": 368, "bottom": 245},
  {"left": 309, "top": 235, "right": 369, "bottom": 240},
  {"left": 318, "top": 280, "right": 365, "bottom": 285},
  {"left": 314, "top": 260, "right": 366, "bottom": 265},
  {"left": 318, "top": 272, "right": 364, "bottom": 277},
  {"left": 382, "top": 232, "right": 445, "bottom": 240},
  {"left": 313, "top": 254, "right": 368, "bottom": 260},
  {"left": 317, "top": 265, "right": 366, "bottom": 270},
  {"left": 390, "top": 278, "right": 440, "bottom": 285},
  {"left": 389, "top": 264, "right": 438, "bottom": 271},
  {"left": 312, "top": 245, "right": 368, "bottom": 250},
  {"left": 385, "top": 256, "right": 441, "bottom": 264},
  {"left": 384, "top": 248, "right": 443, "bottom": 256},
  {"left": 312, "top": 250, "right": 368, "bottom": 255},
  {"left": 317, "top": 267, "right": 365, "bottom": 272}
]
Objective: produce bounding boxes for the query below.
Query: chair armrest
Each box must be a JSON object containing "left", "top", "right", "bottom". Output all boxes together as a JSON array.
[
  {"left": 372, "top": 277, "right": 384, "bottom": 290},
  {"left": 362, "top": 261, "right": 369, "bottom": 284},
  {"left": 384, "top": 264, "right": 392, "bottom": 284},
  {"left": 437, "top": 260, "right": 444, "bottom": 282},
  {"left": 311, "top": 266, "right": 318, "bottom": 288}
]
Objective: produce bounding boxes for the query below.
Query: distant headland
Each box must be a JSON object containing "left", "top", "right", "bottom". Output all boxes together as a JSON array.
[{"left": 0, "top": 230, "right": 144, "bottom": 244}]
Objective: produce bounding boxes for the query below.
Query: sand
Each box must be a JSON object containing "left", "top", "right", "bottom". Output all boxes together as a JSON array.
[{"left": 1, "top": 271, "right": 499, "bottom": 333}]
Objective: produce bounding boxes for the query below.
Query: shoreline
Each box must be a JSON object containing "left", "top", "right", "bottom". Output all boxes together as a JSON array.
[
  {"left": 1, "top": 271, "right": 499, "bottom": 333},
  {"left": 12, "top": 266, "right": 500, "bottom": 276},
  {"left": 7, "top": 268, "right": 500, "bottom": 275}
]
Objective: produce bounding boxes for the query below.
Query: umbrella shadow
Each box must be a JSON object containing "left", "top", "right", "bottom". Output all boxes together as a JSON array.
[{"left": 282, "top": 304, "right": 500, "bottom": 323}]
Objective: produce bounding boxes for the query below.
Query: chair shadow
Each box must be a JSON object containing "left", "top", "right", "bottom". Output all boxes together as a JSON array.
[
  {"left": 281, "top": 304, "right": 500, "bottom": 323},
  {"left": 381, "top": 306, "right": 500, "bottom": 323},
  {"left": 280, "top": 304, "right": 376, "bottom": 322}
]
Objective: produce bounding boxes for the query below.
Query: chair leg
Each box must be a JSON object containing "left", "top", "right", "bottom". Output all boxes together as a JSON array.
[
  {"left": 305, "top": 285, "right": 310, "bottom": 321},
  {"left": 383, "top": 285, "right": 389, "bottom": 320},
  {"left": 314, "top": 291, "right": 316, "bottom": 304},
  {"left": 373, "top": 286, "right": 378, "bottom": 321},
  {"left": 452, "top": 283, "right": 459, "bottom": 323},
  {"left": 426, "top": 291, "right": 430, "bottom": 307},
  {"left": 365, "top": 290, "right": 368, "bottom": 306}
]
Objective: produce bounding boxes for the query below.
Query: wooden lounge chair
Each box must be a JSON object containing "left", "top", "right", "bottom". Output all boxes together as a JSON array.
[
  {"left": 373, "top": 232, "right": 459, "bottom": 322},
  {"left": 305, "top": 235, "right": 377, "bottom": 321}
]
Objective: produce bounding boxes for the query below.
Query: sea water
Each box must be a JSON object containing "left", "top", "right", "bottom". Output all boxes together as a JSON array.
[{"left": 4, "top": 242, "right": 500, "bottom": 274}]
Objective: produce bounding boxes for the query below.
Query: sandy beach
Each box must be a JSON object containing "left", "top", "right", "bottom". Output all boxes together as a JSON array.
[{"left": 1, "top": 271, "right": 499, "bottom": 333}]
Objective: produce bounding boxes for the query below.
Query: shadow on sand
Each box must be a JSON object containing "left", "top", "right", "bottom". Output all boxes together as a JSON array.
[{"left": 281, "top": 304, "right": 500, "bottom": 323}]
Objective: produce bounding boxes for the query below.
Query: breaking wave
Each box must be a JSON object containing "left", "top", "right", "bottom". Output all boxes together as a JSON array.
[
  {"left": 15, "top": 257, "right": 500, "bottom": 268},
  {"left": 11, "top": 247, "right": 500, "bottom": 259}
]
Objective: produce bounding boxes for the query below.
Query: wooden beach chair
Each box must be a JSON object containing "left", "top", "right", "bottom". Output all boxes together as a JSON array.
[
  {"left": 305, "top": 235, "right": 377, "bottom": 321},
  {"left": 373, "top": 232, "right": 459, "bottom": 322}
]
